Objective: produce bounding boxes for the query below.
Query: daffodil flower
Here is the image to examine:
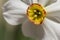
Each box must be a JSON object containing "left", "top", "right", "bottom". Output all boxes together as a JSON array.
[{"left": 3, "top": 0, "right": 60, "bottom": 40}]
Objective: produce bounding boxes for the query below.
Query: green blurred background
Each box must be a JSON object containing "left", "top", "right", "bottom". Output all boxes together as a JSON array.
[{"left": 0, "top": 0, "right": 33, "bottom": 40}]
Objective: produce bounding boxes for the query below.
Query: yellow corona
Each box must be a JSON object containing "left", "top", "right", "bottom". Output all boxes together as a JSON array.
[{"left": 27, "top": 3, "right": 46, "bottom": 25}]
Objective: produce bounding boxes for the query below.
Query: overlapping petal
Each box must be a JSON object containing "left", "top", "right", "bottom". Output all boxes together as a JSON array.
[
  {"left": 22, "top": 18, "right": 60, "bottom": 40},
  {"left": 38, "top": 0, "right": 49, "bottom": 6},
  {"left": 3, "top": 10, "right": 27, "bottom": 25},
  {"left": 3, "top": 0, "right": 28, "bottom": 12},
  {"left": 45, "top": 1, "right": 60, "bottom": 23},
  {"left": 44, "top": 18, "right": 60, "bottom": 37},
  {"left": 22, "top": 19, "right": 44, "bottom": 39},
  {"left": 43, "top": 18, "right": 60, "bottom": 40},
  {"left": 3, "top": 0, "right": 28, "bottom": 25}
]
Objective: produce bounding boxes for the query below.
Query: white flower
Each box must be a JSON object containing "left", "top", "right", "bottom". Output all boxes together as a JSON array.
[{"left": 3, "top": 0, "right": 60, "bottom": 40}]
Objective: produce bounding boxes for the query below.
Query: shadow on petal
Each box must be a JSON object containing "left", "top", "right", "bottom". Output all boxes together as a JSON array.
[
  {"left": 47, "top": 16, "right": 60, "bottom": 23},
  {"left": 22, "top": 20, "right": 45, "bottom": 39}
]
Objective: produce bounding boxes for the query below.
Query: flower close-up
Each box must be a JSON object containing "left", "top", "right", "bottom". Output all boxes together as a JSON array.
[{"left": 3, "top": 0, "right": 60, "bottom": 40}]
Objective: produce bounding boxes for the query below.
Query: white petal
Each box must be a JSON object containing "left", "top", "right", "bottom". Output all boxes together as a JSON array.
[
  {"left": 28, "top": 0, "right": 38, "bottom": 4},
  {"left": 43, "top": 18, "right": 60, "bottom": 40},
  {"left": 2, "top": 0, "right": 28, "bottom": 25},
  {"left": 22, "top": 0, "right": 30, "bottom": 4},
  {"left": 47, "top": 16, "right": 60, "bottom": 23},
  {"left": 38, "top": 0, "right": 49, "bottom": 6},
  {"left": 57, "top": 0, "right": 60, "bottom": 2},
  {"left": 22, "top": 18, "right": 60, "bottom": 40},
  {"left": 3, "top": 0, "right": 28, "bottom": 13},
  {"left": 22, "top": 20, "right": 45, "bottom": 39},
  {"left": 32, "top": 0, "right": 38, "bottom": 3},
  {"left": 45, "top": 1, "right": 59, "bottom": 13},
  {"left": 3, "top": 10, "right": 26, "bottom": 25},
  {"left": 45, "top": 1, "right": 60, "bottom": 23},
  {"left": 45, "top": 0, "right": 57, "bottom": 7}
]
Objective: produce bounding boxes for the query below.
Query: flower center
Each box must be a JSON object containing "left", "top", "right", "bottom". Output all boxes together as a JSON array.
[{"left": 27, "top": 3, "right": 46, "bottom": 25}]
